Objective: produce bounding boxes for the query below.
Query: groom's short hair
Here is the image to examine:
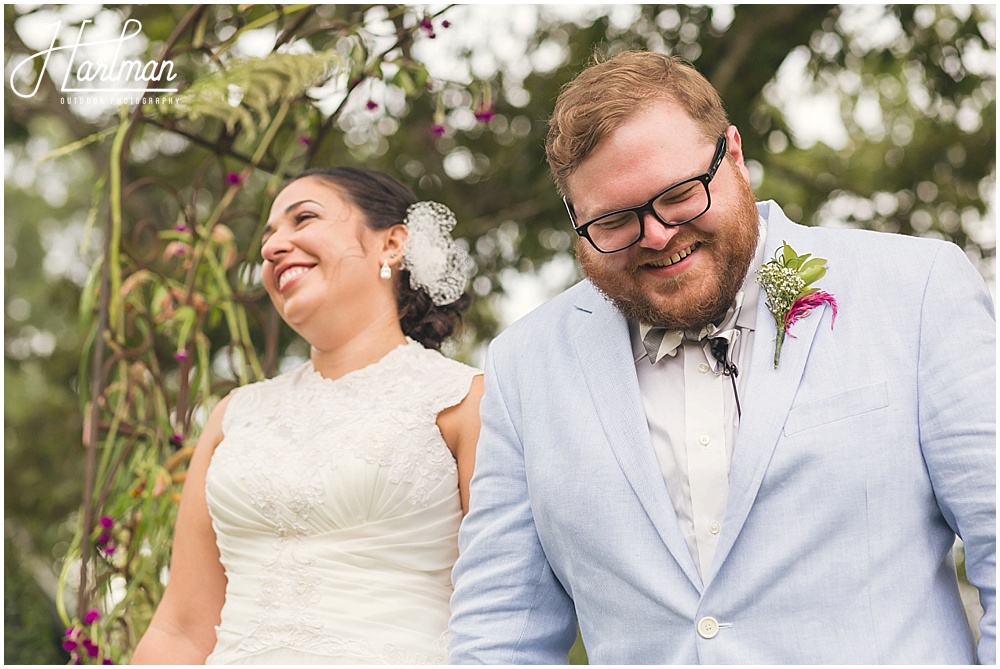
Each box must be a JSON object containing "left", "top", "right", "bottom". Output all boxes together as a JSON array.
[{"left": 545, "top": 50, "right": 731, "bottom": 198}]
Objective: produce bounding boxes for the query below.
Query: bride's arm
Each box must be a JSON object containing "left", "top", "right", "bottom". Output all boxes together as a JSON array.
[
  {"left": 131, "top": 395, "right": 231, "bottom": 664},
  {"left": 438, "top": 374, "right": 484, "bottom": 515}
]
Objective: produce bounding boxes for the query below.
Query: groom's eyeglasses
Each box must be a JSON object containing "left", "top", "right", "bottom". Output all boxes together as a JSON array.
[{"left": 566, "top": 135, "right": 728, "bottom": 254}]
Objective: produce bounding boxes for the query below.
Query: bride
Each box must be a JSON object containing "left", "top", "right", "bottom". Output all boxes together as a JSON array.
[{"left": 133, "top": 167, "right": 483, "bottom": 664}]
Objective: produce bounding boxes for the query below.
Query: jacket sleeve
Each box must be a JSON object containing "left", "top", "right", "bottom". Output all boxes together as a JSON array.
[
  {"left": 448, "top": 342, "right": 578, "bottom": 664},
  {"left": 917, "top": 242, "right": 996, "bottom": 664}
]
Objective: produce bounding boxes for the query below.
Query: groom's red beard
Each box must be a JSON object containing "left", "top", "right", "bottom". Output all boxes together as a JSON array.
[{"left": 578, "top": 175, "right": 760, "bottom": 331}]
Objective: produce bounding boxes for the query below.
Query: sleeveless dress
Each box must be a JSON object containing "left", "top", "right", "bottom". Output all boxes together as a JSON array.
[{"left": 204, "top": 339, "right": 479, "bottom": 664}]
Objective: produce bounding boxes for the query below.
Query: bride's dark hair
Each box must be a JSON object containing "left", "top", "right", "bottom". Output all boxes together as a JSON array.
[{"left": 287, "top": 166, "right": 471, "bottom": 350}]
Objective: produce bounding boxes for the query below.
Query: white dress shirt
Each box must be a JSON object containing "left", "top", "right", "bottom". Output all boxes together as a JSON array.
[{"left": 629, "top": 218, "right": 766, "bottom": 580}]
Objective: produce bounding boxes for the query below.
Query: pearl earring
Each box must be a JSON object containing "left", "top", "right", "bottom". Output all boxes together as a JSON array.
[{"left": 380, "top": 258, "right": 391, "bottom": 280}]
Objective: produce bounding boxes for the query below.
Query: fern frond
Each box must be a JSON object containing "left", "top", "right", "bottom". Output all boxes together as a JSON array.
[{"left": 154, "top": 50, "right": 343, "bottom": 139}]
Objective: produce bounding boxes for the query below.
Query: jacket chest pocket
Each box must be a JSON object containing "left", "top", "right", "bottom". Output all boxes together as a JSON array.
[{"left": 782, "top": 380, "right": 889, "bottom": 437}]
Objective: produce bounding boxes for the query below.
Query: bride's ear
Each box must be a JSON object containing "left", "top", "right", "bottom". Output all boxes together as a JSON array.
[{"left": 381, "top": 224, "right": 408, "bottom": 269}]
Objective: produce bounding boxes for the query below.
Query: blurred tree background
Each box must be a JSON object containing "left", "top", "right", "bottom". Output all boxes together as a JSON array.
[{"left": 4, "top": 3, "right": 994, "bottom": 663}]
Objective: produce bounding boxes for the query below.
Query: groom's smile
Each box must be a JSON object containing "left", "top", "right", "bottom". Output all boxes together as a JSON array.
[{"left": 642, "top": 240, "right": 701, "bottom": 270}]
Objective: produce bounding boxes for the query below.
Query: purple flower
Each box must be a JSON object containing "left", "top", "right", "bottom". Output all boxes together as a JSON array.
[
  {"left": 82, "top": 638, "right": 100, "bottom": 658},
  {"left": 84, "top": 609, "right": 101, "bottom": 624},
  {"left": 99, "top": 516, "right": 114, "bottom": 529},
  {"left": 164, "top": 241, "right": 189, "bottom": 257},
  {"left": 96, "top": 531, "right": 111, "bottom": 546},
  {"left": 103, "top": 545, "right": 116, "bottom": 556},
  {"left": 473, "top": 102, "right": 495, "bottom": 123},
  {"left": 225, "top": 171, "right": 243, "bottom": 186},
  {"left": 170, "top": 432, "right": 184, "bottom": 445},
  {"left": 419, "top": 17, "right": 436, "bottom": 38},
  {"left": 366, "top": 100, "right": 378, "bottom": 110},
  {"left": 297, "top": 135, "right": 312, "bottom": 146},
  {"left": 442, "top": 20, "right": 451, "bottom": 28},
  {"left": 173, "top": 223, "right": 188, "bottom": 232},
  {"left": 784, "top": 291, "right": 838, "bottom": 337},
  {"left": 174, "top": 350, "right": 189, "bottom": 362},
  {"left": 63, "top": 639, "right": 79, "bottom": 652},
  {"left": 103, "top": 660, "right": 114, "bottom": 665},
  {"left": 430, "top": 123, "right": 446, "bottom": 136}
]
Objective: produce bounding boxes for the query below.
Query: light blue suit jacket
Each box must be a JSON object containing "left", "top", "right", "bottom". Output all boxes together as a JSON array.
[{"left": 449, "top": 202, "right": 996, "bottom": 664}]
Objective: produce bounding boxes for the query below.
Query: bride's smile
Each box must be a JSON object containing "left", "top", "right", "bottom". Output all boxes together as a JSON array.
[{"left": 275, "top": 263, "right": 315, "bottom": 292}]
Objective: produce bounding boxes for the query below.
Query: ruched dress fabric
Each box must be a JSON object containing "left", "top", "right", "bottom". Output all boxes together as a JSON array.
[{"left": 204, "top": 340, "right": 478, "bottom": 664}]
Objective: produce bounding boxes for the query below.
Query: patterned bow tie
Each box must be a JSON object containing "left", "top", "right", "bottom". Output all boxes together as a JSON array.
[{"left": 640, "top": 291, "right": 744, "bottom": 366}]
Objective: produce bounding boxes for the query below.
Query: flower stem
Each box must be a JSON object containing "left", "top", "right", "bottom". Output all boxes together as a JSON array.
[{"left": 774, "top": 329, "right": 785, "bottom": 368}]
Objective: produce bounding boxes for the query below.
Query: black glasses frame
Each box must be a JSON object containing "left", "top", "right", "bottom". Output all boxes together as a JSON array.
[{"left": 566, "top": 134, "right": 729, "bottom": 254}]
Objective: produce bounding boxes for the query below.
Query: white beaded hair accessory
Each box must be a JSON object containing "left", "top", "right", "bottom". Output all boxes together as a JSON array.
[{"left": 399, "top": 201, "right": 472, "bottom": 306}]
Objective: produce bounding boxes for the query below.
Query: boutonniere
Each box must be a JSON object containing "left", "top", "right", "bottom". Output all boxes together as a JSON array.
[{"left": 756, "top": 241, "right": 838, "bottom": 368}]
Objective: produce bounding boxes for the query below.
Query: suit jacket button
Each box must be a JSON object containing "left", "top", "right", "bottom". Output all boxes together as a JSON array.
[{"left": 697, "top": 616, "right": 720, "bottom": 639}]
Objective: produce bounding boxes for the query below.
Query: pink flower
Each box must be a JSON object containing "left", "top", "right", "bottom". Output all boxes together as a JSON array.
[
  {"left": 225, "top": 172, "right": 243, "bottom": 185},
  {"left": 99, "top": 516, "right": 114, "bottom": 529},
  {"left": 63, "top": 639, "right": 79, "bottom": 652},
  {"left": 473, "top": 102, "right": 495, "bottom": 123},
  {"left": 84, "top": 609, "right": 101, "bottom": 624},
  {"left": 171, "top": 432, "right": 184, "bottom": 445},
  {"left": 442, "top": 20, "right": 451, "bottom": 28},
  {"left": 366, "top": 100, "right": 378, "bottom": 110},
  {"left": 430, "top": 123, "right": 446, "bottom": 136},
  {"left": 103, "top": 545, "right": 116, "bottom": 556},
  {"left": 784, "top": 291, "right": 838, "bottom": 337},
  {"left": 82, "top": 638, "right": 99, "bottom": 658},
  {"left": 173, "top": 223, "right": 188, "bottom": 232},
  {"left": 174, "top": 350, "right": 189, "bottom": 362},
  {"left": 96, "top": 531, "right": 111, "bottom": 546},
  {"left": 298, "top": 135, "right": 312, "bottom": 146},
  {"left": 419, "top": 17, "right": 436, "bottom": 38}
]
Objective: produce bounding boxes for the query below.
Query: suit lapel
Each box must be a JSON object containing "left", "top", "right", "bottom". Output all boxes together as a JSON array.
[
  {"left": 707, "top": 208, "right": 827, "bottom": 581},
  {"left": 571, "top": 285, "right": 704, "bottom": 591}
]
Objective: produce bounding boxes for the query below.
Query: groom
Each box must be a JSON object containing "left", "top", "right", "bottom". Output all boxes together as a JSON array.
[{"left": 449, "top": 51, "right": 995, "bottom": 664}]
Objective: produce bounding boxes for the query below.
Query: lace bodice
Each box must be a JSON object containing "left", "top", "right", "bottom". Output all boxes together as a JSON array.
[{"left": 204, "top": 340, "right": 479, "bottom": 664}]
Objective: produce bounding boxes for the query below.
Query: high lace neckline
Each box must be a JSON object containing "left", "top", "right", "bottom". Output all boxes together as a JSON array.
[{"left": 303, "top": 337, "right": 417, "bottom": 386}]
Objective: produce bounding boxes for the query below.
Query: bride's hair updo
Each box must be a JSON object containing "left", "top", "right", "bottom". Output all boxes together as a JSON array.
[{"left": 287, "top": 166, "right": 471, "bottom": 350}]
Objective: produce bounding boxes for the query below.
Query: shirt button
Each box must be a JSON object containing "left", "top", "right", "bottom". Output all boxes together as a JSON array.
[
  {"left": 698, "top": 363, "right": 711, "bottom": 374},
  {"left": 697, "top": 616, "right": 720, "bottom": 639},
  {"left": 709, "top": 522, "right": 721, "bottom": 535},
  {"left": 699, "top": 435, "right": 710, "bottom": 446}
]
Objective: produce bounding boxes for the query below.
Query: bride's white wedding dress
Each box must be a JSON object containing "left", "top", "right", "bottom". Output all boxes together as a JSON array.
[{"left": 204, "top": 340, "right": 478, "bottom": 664}]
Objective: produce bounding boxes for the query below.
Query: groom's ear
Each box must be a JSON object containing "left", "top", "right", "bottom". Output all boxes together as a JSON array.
[{"left": 725, "top": 125, "right": 751, "bottom": 183}]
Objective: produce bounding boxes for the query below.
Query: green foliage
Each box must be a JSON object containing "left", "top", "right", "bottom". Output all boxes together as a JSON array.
[
  {"left": 5, "top": 538, "right": 70, "bottom": 664},
  {"left": 569, "top": 629, "right": 589, "bottom": 664},
  {"left": 161, "top": 50, "right": 344, "bottom": 137}
]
